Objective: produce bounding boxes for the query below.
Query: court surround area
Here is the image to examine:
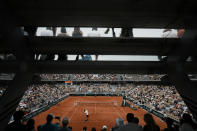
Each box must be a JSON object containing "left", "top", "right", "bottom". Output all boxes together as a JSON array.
[{"left": 34, "top": 96, "right": 166, "bottom": 131}]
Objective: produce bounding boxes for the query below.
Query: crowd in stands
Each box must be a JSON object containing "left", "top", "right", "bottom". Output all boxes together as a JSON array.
[
  {"left": 5, "top": 110, "right": 197, "bottom": 131},
  {"left": 68, "top": 83, "right": 134, "bottom": 94},
  {"left": 16, "top": 83, "right": 134, "bottom": 114},
  {"left": 69, "top": 83, "right": 189, "bottom": 121},
  {"left": 126, "top": 85, "right": 189, "bottom": 120},
  {"left": 40, "top": 74, "right": 162, "bottom": 81},
  {"left": 17, "top": 84, "right": 68, "bottom": 114},
  {"left": 14, "top": 82, "right": 189, "bottom": 123}
]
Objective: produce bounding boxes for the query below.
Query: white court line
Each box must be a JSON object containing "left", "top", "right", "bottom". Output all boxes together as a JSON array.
[
  {"left": 95, "top": 103, "right": 96, "bottom": 114},
  {"left": 69, "top": 102, "right": 79, "bottom": 121}
]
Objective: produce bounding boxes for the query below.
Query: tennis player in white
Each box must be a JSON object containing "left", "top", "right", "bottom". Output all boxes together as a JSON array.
[{"left": 84, "top": 109, "right": 89, "bottom": 121}]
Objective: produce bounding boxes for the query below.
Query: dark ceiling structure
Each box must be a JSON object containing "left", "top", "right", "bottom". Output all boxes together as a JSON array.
[{"left": 0, "top": 0, "right": 197, "bottom": 130}]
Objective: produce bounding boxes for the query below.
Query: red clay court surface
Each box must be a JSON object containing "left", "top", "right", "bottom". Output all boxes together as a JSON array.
[{"left": 34, "top": 96, "right": 166, "bottom": 131}]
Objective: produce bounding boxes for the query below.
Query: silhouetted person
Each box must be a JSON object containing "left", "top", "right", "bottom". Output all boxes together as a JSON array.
[
  {"left": 134, "top": 117, "right": 143, "bottom": 131},
  {"left": 117, "top": 113, "right": 141, "bottom": 131},
  {"left": 83, "top": 126, "right": 87, "bottom": 131},
  {"left": 91, "top": 127, "right": 96, "bottom": 131},
  {"left": 143, "top": 113, "right": 160, "bottom": 131},
  {"left": 24, "top": 26, "right": 37, "bottom": 36},
  {"left": 75, "top": 55, "right": 79, "bottom": 61},
  {"left": 26, "top": 119, "right": 35, "bottom": 131},
  {"left": 37, "top": 125, "right": 42, "bottom": 131},
  {"left": 58, "top": 53, "right": 68, "bottom": 61},
  {"left": 68, "top": 126, "right": 72, "bottom": 130},
  {"left": 5, "top": 110, "right": 26, "bottom": 131},
  {"left": 52, "top": 27, "right": 57, "bottom": 36},
  {"left": 120, "top": 28, "right": 133, "bottom": 37},
  {"left": 104, "top": 28, "right": 116, "bottom": 37},
  {"left": 40, "top": 114, "right": 59, "bottom": 131},
  {"left": 45, "top": 53, "right": 55, "bottom": 61},
  {"left": 58, "top": 27, "right": 69, "bottom": 37},
  {"left": 72, "top": 27, "right": 83, "bottom": 37},
  {"left": 179, "top": 113, "right": 196, "bottom": 131},
  {"left": 57, "top": 117, "right": 71, "bottom": 131},
  {"left": 5, "top": 54, "right": 16, "bottom": 60},
  {"left": 163, "top": 117, "right": 176, "bottom": 131}
]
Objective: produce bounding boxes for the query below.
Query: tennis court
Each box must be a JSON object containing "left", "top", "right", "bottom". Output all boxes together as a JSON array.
[{"left": 34, "top": 96, "right": 166, "bottom": 131}]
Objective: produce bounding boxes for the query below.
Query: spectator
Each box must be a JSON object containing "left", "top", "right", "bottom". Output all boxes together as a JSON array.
[
  {"left": 112, "top": 118, "right": 125, "bottom": 131},
  {"left": 134, "top": 117, "right": 143, "bottom": 131},
  {"left": 40, "top": 114, "right": 59, "bottom": 131},
  {"left": 37, "top": 125, "right": 42, "bottom": 131},
  {"left": 39, "top": 74, "right": 162, "bottom": 81},
  {"left": 52, "top": 27, "right": 57, "bottom": 36},
  {"left": 120, "top": 28, "right": 133, "bottom": 37},
  {"left": 117, "top": 113, "right": 141, "bottom": 131},
  {"left": 143, "top": 113, "right": 160, "bottom": 131},
  {"left": 57, "top": 117, "right": 71, "bottom": 131},
  {"left": 26, "top": 119, "right": 36, "bottom": 131},
  {"left": 128, "top": 85, "right": 189, "bottom": 120},
  {"left": 16, "top": 75, "right": 189, "bottom": 123},
  {"left": 24, "top": 26, "right": 37, "bottom": 36},
  {"left": 58, "top": 27, "right": 69, "bottom": 37},
  {"left": 104, "top": 28, "right": 116, "bottom": 37},
  {"left": 91, "top": 127, "right": 96, "bottom": 131},
  {"left": 83, "top": 55, "right": 92, "bottom": 61},
  {"left": 72, "top": 27, "right": 83, "bottom": 37},
  {"left": 179, "top": 113, "right": 196, "bottom": 131},
  {"left": 177, "top": 29, "right": 185, "bottom": 38},
  {"left": 58, "top": 53, "right": 68, "bottom": 61},
  {"left": 163, "top": 117, "right": 176, "bottom": 131},
  {"left": 5, "top": 110, "right": 26, "bottom": 131},
  {"left": 83, "top": 127, "right": 87, "bottom": 131},
  {"left": 18, "top": 84, "right": 68, "bottom": 114},
  {"left": 101, "top": 125, "right": 107, "bottom": 131}
]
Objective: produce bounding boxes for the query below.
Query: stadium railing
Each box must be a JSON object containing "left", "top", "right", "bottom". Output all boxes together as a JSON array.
[
  {"left": 41, "top": 79, "right": 161, "bottom": 82},
  {"left": 69, "top": 93, "right": 118, "bottom": 96}
]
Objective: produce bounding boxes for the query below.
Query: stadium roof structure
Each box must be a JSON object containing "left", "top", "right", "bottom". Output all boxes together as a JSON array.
[
  {"left": 0, "top": 0, "right": 197, "bottom": 130},
  {"left": 1, "top": 0, "right": 197, "bottom": 28}
]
